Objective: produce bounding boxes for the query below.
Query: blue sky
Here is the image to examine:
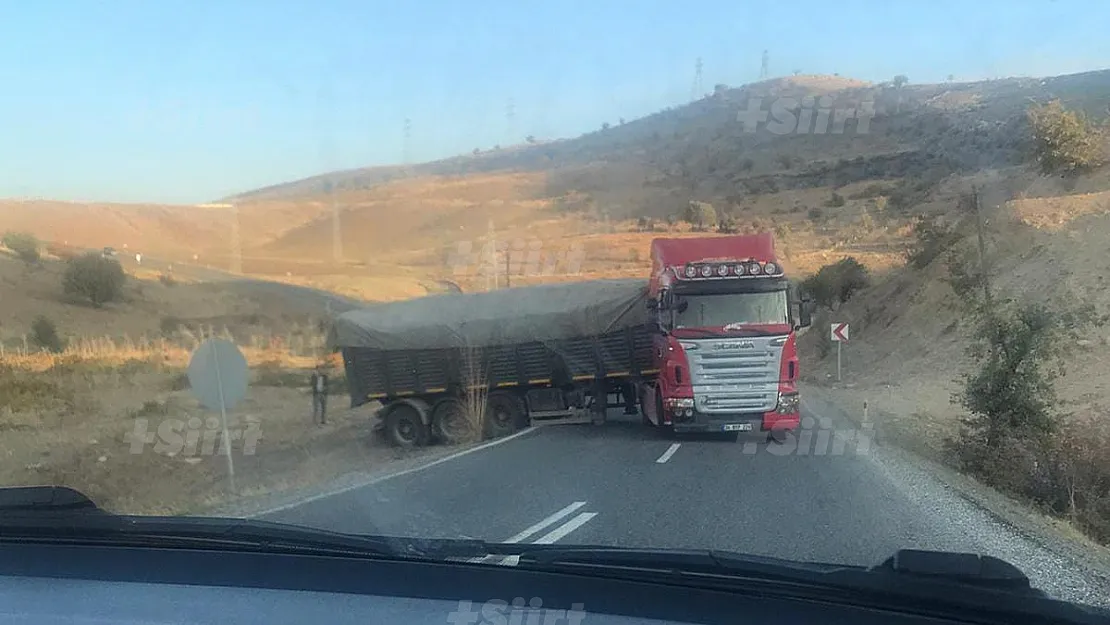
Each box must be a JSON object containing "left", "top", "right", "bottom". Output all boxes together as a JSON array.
[{"left": 1, "top": 0, "right": 1106, "bottom": 204}]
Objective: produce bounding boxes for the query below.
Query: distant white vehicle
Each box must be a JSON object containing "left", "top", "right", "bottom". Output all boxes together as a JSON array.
[{"left": 135, "top": 253, "right": 142, "bottom": 264}]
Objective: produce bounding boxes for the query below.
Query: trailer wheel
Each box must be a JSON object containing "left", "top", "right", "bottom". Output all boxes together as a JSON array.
[
  {"left": 385, "top": 404, "right": 428, "bottom": 448},
  {"left": 431, "top": 398, "right": 472, "bottom": 445},
  {"left": 484, "top": 391, "right": 524, "bottom": 439}
]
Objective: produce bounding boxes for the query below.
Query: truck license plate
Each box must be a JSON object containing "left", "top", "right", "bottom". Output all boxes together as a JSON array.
[{"left": 722, "top": 423, "right": 752, "bottom": 432}]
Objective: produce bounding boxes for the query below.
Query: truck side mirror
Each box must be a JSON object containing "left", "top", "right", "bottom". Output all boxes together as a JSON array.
[
  {"left": 796, "top": 299, "right": 813, "bottom": 329},
  {"left": 660, "top": 288, "right": 675, "bottom": 310}
]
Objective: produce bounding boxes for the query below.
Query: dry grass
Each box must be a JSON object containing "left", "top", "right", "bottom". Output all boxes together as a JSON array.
[{"left": 0, "top": 328, "right": 368, "bottom": 515}]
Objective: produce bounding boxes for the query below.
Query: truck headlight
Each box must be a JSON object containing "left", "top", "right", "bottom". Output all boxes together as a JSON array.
[
  {"left": 776, "top": 392, "right": 800, "bottom": 415},
  {"left": 664, "top": 398, "right": 694, "bottom": 410}
]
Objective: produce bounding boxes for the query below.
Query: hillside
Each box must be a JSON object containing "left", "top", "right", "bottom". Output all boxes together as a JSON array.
[{"left": 2, "top": 69, "right": 1110, "bottom": 296}]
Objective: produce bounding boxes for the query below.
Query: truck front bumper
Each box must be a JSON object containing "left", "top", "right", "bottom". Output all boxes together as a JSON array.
[{"left": 669, "top": 410, "right": 799, "bottom": 434}]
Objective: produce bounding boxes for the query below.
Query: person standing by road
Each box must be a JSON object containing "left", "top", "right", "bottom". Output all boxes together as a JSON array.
[{"left": 310, "top": 364, "right": 329, "bottom": 425}]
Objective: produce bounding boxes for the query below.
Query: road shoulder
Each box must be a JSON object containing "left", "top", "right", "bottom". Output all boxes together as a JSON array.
[{"left": 802, "top": 383, "right": 1110, "bottom": 590}]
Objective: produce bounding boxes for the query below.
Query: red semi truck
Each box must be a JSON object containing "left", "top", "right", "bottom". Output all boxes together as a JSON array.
[
  {"left": 638, "top": 232, "right": 810, "bottom": 440},
  {"left": 332, "top": 232, "right": 811, "bottom": 446}
]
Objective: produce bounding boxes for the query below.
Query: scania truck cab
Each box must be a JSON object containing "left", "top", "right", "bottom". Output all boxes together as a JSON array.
[{"left": 641, "top": 233, "right": 811, "bottom": 440}]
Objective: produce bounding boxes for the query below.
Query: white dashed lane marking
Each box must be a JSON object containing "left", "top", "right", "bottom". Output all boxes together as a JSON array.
[
  {"left": 468, "top": 501, "right": 598, "bottom": 564},
  {"left": 656, "top": 443, "right": 681, "bottom": 464}
]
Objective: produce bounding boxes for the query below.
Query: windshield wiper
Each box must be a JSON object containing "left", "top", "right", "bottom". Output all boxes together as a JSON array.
[
  {"left": 511, "top": 546, "right": 1110, "bottom": 624},
  {"left": 0, "top": 486, "right": 489, "bottom": 561}
]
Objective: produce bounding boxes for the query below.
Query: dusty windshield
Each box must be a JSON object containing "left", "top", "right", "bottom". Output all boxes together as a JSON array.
[
  {"left": 674, "top": 291, "right": 788, "bottom": 327},
  {"left": 3, "top": 0, "right": 1110, "bottom": 612}
]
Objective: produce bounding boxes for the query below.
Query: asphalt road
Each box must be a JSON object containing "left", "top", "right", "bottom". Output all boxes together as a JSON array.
[{"left": 259, "top": 400, "right": 1110, "bottom": 607}]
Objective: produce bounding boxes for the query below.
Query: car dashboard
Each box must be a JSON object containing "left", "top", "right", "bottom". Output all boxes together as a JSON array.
[{"left": 3, "top": 538, "right": 1089, "bottom": 625}]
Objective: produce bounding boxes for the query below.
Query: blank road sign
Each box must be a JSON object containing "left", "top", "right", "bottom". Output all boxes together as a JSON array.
[
  {"left": 187, "top": 338, "right": 249, "bottom": 412},
  {"left": 831, "top": 323, "right": 849, "bottom": 342}
]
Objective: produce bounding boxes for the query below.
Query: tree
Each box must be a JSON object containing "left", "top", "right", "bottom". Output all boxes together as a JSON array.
[
  {"left": 63, "top": 252, "right": 126, "bottom": 307},
  {"left": 717, "top": 215, "right": 739, "bottom": 234},
  {"left": 957, "top": 302, "right": 1102, "bottom": 458},
  {"left": 893, "top": 75, "right": 909, "bottom": 89},
  {"left": 525, "top": 135, "right": 536, "bottom": 144},
  {"left": 1026, "top": 100, "right": 1108, "bottom": 175},
  {"left": 2, "top": 231, "right": 40, "bottom": 265},
  {"left": 601, "top": 122, "right": 611, "bottom": 131},
  {"left": 684, "top": 201, "right": 717, "bottom": 230},
  {"left": 905, "top": 214, "right": 964, "bottom": 269},
  {"left": 800, "top": 257, "right": 870, "bottom": 310}
]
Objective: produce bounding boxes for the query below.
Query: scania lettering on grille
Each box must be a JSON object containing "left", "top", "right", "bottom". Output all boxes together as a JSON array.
[{"left": 714, "top": 341, "right": 754, "bottom": 350}]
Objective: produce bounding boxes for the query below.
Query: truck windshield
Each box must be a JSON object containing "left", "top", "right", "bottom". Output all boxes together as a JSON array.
[{"left": 674, "top": 290, "right": 788, "bottom": 328}]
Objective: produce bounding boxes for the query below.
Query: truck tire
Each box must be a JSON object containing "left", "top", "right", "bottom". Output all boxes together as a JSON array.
[
  {"left": 655, "top": 391, "right": 675, "bottom": 438},
  {"left": 431, "top": 398, "right": 471, "bottom": 445},
  {"left": 385, "top": 404, "right": 428, "bottom": 448},
  {"left": 484, "top": 391, "right": 524, "bottom": 440}
]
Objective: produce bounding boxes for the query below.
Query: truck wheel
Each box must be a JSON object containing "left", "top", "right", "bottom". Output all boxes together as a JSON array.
[
  {"left": 484, "top": 391, "right": 524, "bottom": 439},
  {"left": 431, "top": 398, "right": 471, "bottom": 445},
  {"left": 385, "top": 404, "right": 428, "bottom": 448}
]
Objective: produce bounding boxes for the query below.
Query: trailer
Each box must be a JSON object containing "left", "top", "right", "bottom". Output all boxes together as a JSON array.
[
  {"left": 330, "top": 279, "right": 658, "bottom": 447},
  {"left": 332, "top": 232, "right": 813, "bottom": 448}
]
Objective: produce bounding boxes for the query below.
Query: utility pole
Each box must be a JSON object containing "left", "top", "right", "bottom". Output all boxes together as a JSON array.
[
  {"left": 485, "top": 220, "right": 498, "bottom": 291},
  {"left": 329, "top": 178, "right": 342, "bottom": 263},
  {"left": 506, "top": 98, "right": 515, "bottom": 145},
  {"left": 691, "top": 57, "right": 703, "bottom": 102},
  {"left": 403, "top": 117, "right": 412, "bottom": 166},
  {"left": 970, "top": 186, "right": 992, "bottom": 307},
  {"left": 228, "top": 203, "right": 242, "bottom": 274},
  {"left": 760, "top": 49, "right": 769, "bottom": 80}
]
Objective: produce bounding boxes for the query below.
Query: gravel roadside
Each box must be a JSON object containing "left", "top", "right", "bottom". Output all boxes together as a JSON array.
[{"left": 803, "top": 386, "right": 1110, "bottom": 608}]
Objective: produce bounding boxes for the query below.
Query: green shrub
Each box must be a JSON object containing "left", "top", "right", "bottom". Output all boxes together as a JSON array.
[
  {"left": 63, "top": 252, "right": 126, "bottom": 307},
  {"left": 1026, "top": 100, "right": 1108, "bottom": 175},
  {"left": 30, "top": 315, "right": 65, "bottom": 353},
  {"left": 684, "top": 201, "right": 717, "bottom": 230},
  {"left": 800, "top": 257, "right": 870, "bottom": 310},
  {"left": 905, "top": 214, "right": 963, "bottom": 269},
  {"left": 2, "top": 232, "right": 40, "bottom": 264}
]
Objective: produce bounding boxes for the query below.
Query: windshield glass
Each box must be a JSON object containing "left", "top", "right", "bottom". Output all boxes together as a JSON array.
[
  {"left": 674, "top": 291, "right": 788, "bottom": 327},
  {"left": 3, "top": 0, "right": 1110, "bottom": 613}
]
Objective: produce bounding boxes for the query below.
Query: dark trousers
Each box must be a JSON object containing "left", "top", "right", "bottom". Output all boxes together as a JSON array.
[{"left": 313, "top": 393, "right": 328, "bottom": 424}]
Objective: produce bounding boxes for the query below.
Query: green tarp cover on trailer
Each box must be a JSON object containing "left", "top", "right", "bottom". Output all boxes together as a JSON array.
[{"left": 328, "top": 278, "right": 652, "bottom": 351}]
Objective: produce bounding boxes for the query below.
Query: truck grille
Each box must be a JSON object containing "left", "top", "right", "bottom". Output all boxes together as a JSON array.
[{"left": 682, "top": 335, "right": 786, "bottom": 414}]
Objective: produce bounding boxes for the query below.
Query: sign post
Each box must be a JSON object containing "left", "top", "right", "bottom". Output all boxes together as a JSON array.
[
  {"left": 187, "top": 338, "right": 249, "bottom": 493},
  {"left": 830, "top": 323, "right": 849, "bottom": 382}
]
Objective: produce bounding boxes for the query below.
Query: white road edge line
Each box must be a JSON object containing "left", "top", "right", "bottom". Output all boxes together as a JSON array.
[
  {"left": 532, "top": 512, "right": 598, "bottom": 545},
  {"left": 252, "top": 427, "right": 538, "bottom": 516},
  {"left": 504, "top": 501, "right": 587, "bottom": 543},
  {"left": 656, "top": 443, "right": 681, "bottom": 464}
]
